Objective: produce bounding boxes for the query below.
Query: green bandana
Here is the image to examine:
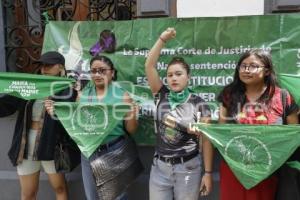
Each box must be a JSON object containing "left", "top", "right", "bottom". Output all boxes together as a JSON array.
[
  {"left": 193, "top": 123, "right": 300, "bottom": 189},
  {"left": 168, "top": 87, "right": 190, "bottom": 110},
  {"left": 54, "top": 102, "right": 130, "bottom": 158},
  {"left": 0, "top": 72, "right": 75, "bottom": 100}
]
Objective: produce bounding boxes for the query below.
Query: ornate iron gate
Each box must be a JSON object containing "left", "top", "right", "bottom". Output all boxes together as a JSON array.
[{"left": 2, "top": 0, "right": 136, "bottom": 72}]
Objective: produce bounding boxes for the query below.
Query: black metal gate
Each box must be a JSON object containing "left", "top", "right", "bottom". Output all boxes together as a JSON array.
[{"left": 2, "top": 0, "right": 136, "bottom": 72}]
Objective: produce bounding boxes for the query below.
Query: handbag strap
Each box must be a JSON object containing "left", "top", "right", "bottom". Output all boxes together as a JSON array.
[{"left": 281, "top": 89, "right": 288, "bottom": 125}]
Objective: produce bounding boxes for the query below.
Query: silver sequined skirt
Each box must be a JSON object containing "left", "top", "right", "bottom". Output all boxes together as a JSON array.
[{"left": 90, "top": 136, "right": 144, "bottom": 200}]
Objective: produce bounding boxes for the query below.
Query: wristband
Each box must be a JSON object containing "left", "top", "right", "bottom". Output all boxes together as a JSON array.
[
  {"left": 204, "top": 170, "right": 213, "bottom": 175},
  {"left": 159, "top": 36, "right": 166, "bottom": 43}
]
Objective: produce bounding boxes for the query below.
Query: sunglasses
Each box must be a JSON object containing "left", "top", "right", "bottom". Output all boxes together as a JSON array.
[{"left": 89, "top": 68, "right": 112, "bottom": 75}]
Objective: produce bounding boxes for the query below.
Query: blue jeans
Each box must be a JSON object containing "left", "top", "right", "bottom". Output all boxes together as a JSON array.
[
  {"left": 81, "top": 151, "right": 128, "bottom": 200},
  {"left": 81, "top": 153, "right": 99, "bottom": 200},
  {"left": 149, "top": 154, "right": 202, "bottom": 200}
]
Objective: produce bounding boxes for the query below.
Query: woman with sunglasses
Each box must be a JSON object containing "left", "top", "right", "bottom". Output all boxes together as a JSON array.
[
  {"left": 218, "top": 49, "right": 299, "bottom": 200},
  {"left": 145, "top": 27, "right": 214, "bottom": 200},
  {"left": 46, "top": 55, "right": 143, "bottom": 200}
]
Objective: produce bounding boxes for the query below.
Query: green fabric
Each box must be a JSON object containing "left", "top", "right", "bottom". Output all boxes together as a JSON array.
[
  {"left": 114, "top": 81, "right": 153, "bottom": 104},
  {"left": 278, "top": 73, "right": 300, "bottom": 105},
  {"left": 287, "top": 161, "right": 300, "bottom": 171},
  {"left": 42, "top": 15, "right": 300, "bottom": 146},
  {"left": 193, "top": 123, "right": 300, "bottom": 189},
  {"left": 0, "top": 72, "right": 75, "bottom": 100},
  {"left": 113, "top": 82, "right": 156, "bottom": 146},
  {"left": 80, "top": 81, "right": 125, "bottom": 104},
  {"left": 54, "top": 102, "right": 130, "bottom": 158},
  {"left": 79, "top": 81, "right": 126, "bottom": 155},
  {"left": 167, "top": 87, "right": 190, "bottom": 110}
]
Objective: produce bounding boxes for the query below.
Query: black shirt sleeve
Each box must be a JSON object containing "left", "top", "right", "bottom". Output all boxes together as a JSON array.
[{"left": 0, "top": 95, "right": 24, "bottom": 117}]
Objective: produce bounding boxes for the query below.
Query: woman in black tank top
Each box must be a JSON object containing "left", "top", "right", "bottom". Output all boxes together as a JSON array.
[{"left": 145, "top": 27, "right": 214, "bottom": 200}]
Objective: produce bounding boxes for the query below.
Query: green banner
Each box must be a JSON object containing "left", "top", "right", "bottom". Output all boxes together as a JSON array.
[
  {"left": 54, "top": 102, "right": 131, "bottom": 157},
  {"left": 0, "top": 72, "right": 75, "bottom": 100},
  {"left": 42, "top": 14, "right": 300, "bottom": 103},
  {"left": 42, "top": 14, "right": 300, "bottom": 145},
  {"left": 278, "top": 73, "right": 300, "bottom": 105},
  {"left": 194, "top": 123, "right": 300, "bottom": 189},
  {"left": 114, "top": 82, "right": 156, "bottom": 145},
  {"left": 115, "top": 81, "right": 153, "bottom": 103}
]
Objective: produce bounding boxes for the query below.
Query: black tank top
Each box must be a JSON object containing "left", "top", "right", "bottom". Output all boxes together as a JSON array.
[{"left": 154, "top": 85, "right": 211, "bottom": 157}]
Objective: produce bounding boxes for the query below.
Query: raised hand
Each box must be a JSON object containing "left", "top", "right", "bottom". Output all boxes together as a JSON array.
[{"left": 160, "top": 27, "right": 176, "bottom": 43}]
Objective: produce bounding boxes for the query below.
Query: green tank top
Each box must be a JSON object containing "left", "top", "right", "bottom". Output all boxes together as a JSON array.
[{"left": 79, "top": 81, "right": 126, "bottom": 157}]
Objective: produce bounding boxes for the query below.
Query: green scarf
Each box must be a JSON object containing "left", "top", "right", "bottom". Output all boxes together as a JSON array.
[
  {"left": 0, "top": 72, "right": 75, "bottom": 100},
  {"left": 54, "top": 102, "right": 130, "bottom": 158},
  {"left": 193, "top": 123, "right": 300, "bottom": 189},
  {"left": 167, "top": 87, "right": 190, "bottom": 110}
]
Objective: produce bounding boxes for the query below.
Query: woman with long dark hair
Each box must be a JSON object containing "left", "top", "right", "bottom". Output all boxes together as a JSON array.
[
  {"left": 218, "top": 49, "right": 299, "bottom": 200},
  {"left": 47, "top": 55, "right": 143, "bottom": 200}
]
